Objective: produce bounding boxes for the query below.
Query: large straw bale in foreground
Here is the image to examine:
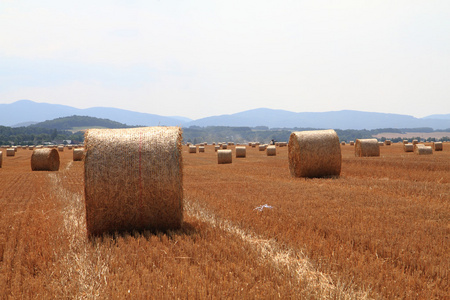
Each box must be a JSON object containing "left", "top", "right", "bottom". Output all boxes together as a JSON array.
[
  {"left": 235, "top": 146, "right": 246, "bottom": 158},
  {"left": 288, "top": 129, "right": 341, "bottom": 178},
  {"left": 355, "top": 139, "right": 380, "bottom": 157},
  {"left": 73, "top": 148, "right": 84, "bottom": 161},
  {"left": 84, "top": 127, "right": 183, "bottom": 236},
  {"left": 217, "top": 149, "right": 232, "bottom": 164},
  {"left": 31, "top": 148, "right": 60, "bottom": 171}
]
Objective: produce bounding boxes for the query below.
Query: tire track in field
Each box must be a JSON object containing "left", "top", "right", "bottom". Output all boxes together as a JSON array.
[
  {"left": 184, "top": 197, "right": 372, "bottom": 300},
  {"left": 47, "top": 170, "right": 108, "bottom": 298}
]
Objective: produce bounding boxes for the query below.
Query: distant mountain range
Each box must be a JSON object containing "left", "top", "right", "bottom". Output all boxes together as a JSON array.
[{"left": 1, "top": 100, "right": 449, "bottom": 130}]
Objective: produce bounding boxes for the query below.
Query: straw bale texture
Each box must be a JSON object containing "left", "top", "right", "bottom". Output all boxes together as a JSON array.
[
  {"left": 84, "top": 127, "right": 183, "bottom": 236},
  {"left": 288, "top": 129, "right": 341, "bottom": 178},
  {"left": 58, "top": 145, "right": 64, "bottom": 152},
  {"left": 384, "top": 140, "right": 392, "bottom": 145},
  {"left": 235, "top": 146, "right": 246, "bottom": 158},
  {"left": 73, "top": 148, "right": 84, "bottom": 161},
  {"left": 355, "top": 139, "right": 380, "bottom": 157},
  {"left": 199, "top": 146, "right": 205, "bottom": 153},
  {"left": 403, "top": 144, "right": 414, "bottom": 152},
  {"left": 266, "top": 145, "right": 276, "bottom": 156},
  {"left": 378, "top": 142, "right": 384, "bottom": 146},
  {"left": 412, "top": 140, "right": 419, "bottom": 145},
  {"left": 189, "top": 145, "right": 196, "bottom": 153},
  {"left": 403, "top": 140, "right": 408, "bottom": 144},
  {"left": 31, "top": 148, "right": 60, "bottom": 171},
  {"left": 217, "top": 149, "right": 232, "bottom": 164},
  {"left": 259, "top": 144, "right": 267, "bottom": 151},
  {"left": 433, "top": 142, "right": 443, "bottom": 151},
  {"left": 6, "top": 148, "right": 15, "bottom": 156},
  {"left": 415, "top": 145, "right": 432, "bottom": 155}
]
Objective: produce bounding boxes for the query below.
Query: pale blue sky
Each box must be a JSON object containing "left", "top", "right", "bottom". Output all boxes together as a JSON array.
[{"left": 1, "top": 0, "right": 449, "bottom": 119}]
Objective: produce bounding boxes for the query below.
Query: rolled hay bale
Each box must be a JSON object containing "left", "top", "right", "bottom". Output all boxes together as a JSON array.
[
  {"left": 403, "top": 143, "right": 414, "bottom": 152},
  {"left": 199, "top": 146, "right": 205, "bottom": 153},
  {"left": 214, "top": 145, "right": 220, "bottom": 152},
  {"left": 67, "top": 145, "right": 73, "bottom": 150},
  {"left": 414, "top": 143, "right": 425, "bottom": 152},
  {"left": 84, "top": 127, "right": 183, "bottom": 236},
  {"left": 6, "top": 148, "right": 15, "bottom": 156},
  {"left": 384, "top": 140, "right": 392, "bottom": 145},
  {"left": 217, "top": 149, "right": 232, "bottom": 164},
  {"left": 403, "top": 140, "right": 408, "bottom": 144},
  {"left": 58, "top": 145, "right": 64, "bottom": 152},
  {"left": 73, "top": 148, "right": 85, "bottom": 161},
  {"left": 433, "top": 142, "right": 443, "bottom": 151},
  {"left": 14, "top": 147, "right": 18, "bottom": 152},
  {"left": 31, "top": 148, "right": 60, "bottom": 171},
  {"left": 412, "top": 140, "right": 419, "bottom": 145},
  {"left": 288, "top": 129, "right": 341, "bottom": 178},
  {"left": 415, "top": 145, "right": 432, "bottom": 155},
  {"left": 349, "top": 141, "right": 355, "bottom": 146},
  {"left": 341, "top": 141, "right": 346, "bottom": 145},
  {"left": 378, "top": 142, "right": 384, "bottom": 146},
  {"left": 266, "top": 145, "right": 276, "bottom": 156},
  {"left": 189, "top": 145, "right": 196, "bottom": 153},
  {"left": 235, "top": 146, "right": 246, "bottom": 158},
  {"left": 259, "top": 144, "right": 267, "bottom": 151},
  {"left": 355, "top": 139, "right": 380, "bottom": 157},
  {"left": 221, "top": 144, "right": 228, "bottom": 149},
  {"left": 29, "top": 146, "right": 34, "bottom": 150}
]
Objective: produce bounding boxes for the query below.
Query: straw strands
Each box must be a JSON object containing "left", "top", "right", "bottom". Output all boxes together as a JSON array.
[
  {"left": 84, "top": 127, "right": 183, "bottom": 236},
  {"left": 217, "top": 149, "right": 232, "bottom": 164},
  {"left": 73, "top": 148, "right": 84, "bottom": 161},
  {"left": 288, "top": 129, "right": 341, "bottom": 178},
  {"left": 355, "top": 139, "right": 380, "bottom": 157},
  {"left": 235, "top": 146, "right": 246, "bottom": 158},
  {"left": 31, "top": 148, "right": 60, "bottom": 171}
]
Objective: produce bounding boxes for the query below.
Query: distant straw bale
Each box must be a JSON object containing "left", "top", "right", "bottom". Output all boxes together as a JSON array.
[
  {"left": 403, "top": 143, "right": 414, "bottom": 152},
  {"left": 214, "top": 145, "right": 220, "bottom": 152},
  {"left": 199, "top": 146, "right": 205, "bottom": 152},
  {"left": 236, "top": 146, "right": 246, "bottom": 158},
  {"left": 266, "top": 145, "right": 276, "bottom": 156},
  {"left": 58, "top": 145, "right": 64, "bottom": 152},
  {"left": 29, "top": 146, "right": 34, "bottom": 150},
  {"left": 259, "top": 144, "right": 267, "bottom": 151},
  {"left": 341, "top": 141, "right": 345, "bottom": 145},
  {"left": 288, "top": 129, "right": 341, "bottom": 178},
  {"left": 31, "top": 148, "right": 60, "bottom": 171},
  {"left": 6, "top": 148, "right": 15, "bottom": 156},
  {"left": 349, "top": 141, "right": 354, "bottom": 146},
  {"left": 378, "top": 142, "right": 384, "bottom": 146},
  {"left": 433, "top": 142, "right": 443, "bottom": 151},
  {"left": 217, "top": 149, "right": 232, "bottom": 164},
  {"left": 412, "top": 140, "right": 419, "bottom": 145},
  {"left": 355, "top": 139, "right": 380, "bottom": 157},
  {"left": 384, "top": 140, "right": 392, "bottom": 146},
  {"left": 84, "top": 127, "right": 183, "bottom": 236},
  {"left": 403, "top": 140, "right": 408, "bottom": 144},
  {"left": 73, "top": 148, "right": 84, "bottom": 161},
  {"left": 415, "top": 145, "right": 432, "bottom": 155},
  {"left": 189, "top": 145, "right": 196, "bottom": 153}
]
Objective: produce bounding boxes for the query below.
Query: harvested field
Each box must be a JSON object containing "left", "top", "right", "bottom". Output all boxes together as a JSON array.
[{"left": 0, "top": 143, "right": 448, "bottom": 299}]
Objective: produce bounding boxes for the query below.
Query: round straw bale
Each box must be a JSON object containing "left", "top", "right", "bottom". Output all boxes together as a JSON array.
[
  {"left": 189, "top": 145, "right": 196, "bottom": 153},
  {"left": 355, "top": 139, "right": 380, "bottom": 157},
  {"left": 259, "top": 144, "right": 267, "bottom": 151},
  {"left": 403, "top": 143, "right": 414, "bottom": 152},
  {"left": 221, "top": 144, "right": 228, "bottom": 149},
  {"left": 378, "top": 142, "right": 384, "bottom": 146},
  {"left": 341, "top": 141, "right": 346, "bottom": 145},
  {"left": 29, "top": 146, "right": 34, "bottom": 150},
  {"left": 266, "top": 145, "right": 276, "bottom": 156},
  {"left": 384, "top": 140, "right": 392, "bottom": 145},
  {"left": 58, "top": 145, "right": 64, "bottom": 152},
  {"left": 14, "top": 147, "right": 18, "bottom": 152},
  {"left": 199, "top": 146, "right": 205, "bottom": 152},
  {"left": 403, "top": 140, "right": 408, "bottom": 144},
  {"left": 6, "top": 148, "right": 15, "bottom": 156},
  {"left": 349, "top": 141, "right": 355, "bottom": 146},
  {"left": 433, "top": 142, "right": 443, "bottom": 151},
  {"left": 412, "top": 140, "right": 419, "bottom": 145},
  {"left": 214, "top": 145, "right": 220, "bottom": 152},
  {"left": 415, "top": 145, "right": 432, "bottom": 155},
  {"left": 217, "top": 149, "right": 232, "bottom": 164},
  {"left": 288, "top": 129, "right": 341, "bottom": 178},
  {"left": 73, "top": 148, "right": 85, "bottom": 161},
  {"left": 31, "top": 148, "right": 60, "bottom": 171},
  {"left": 84, "top": 127, "right": 183, "bottom": 236},
  {"left": 67, "top": 145, "right": 73, "bottom": 150},
  {"left": 235, "top": 146, "right": 246, "bottom": 158}
]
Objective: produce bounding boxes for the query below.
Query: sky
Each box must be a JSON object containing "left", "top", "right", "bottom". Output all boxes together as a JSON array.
[{"left": 1, "top": 0, "right": 449, "bottom": 120}]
